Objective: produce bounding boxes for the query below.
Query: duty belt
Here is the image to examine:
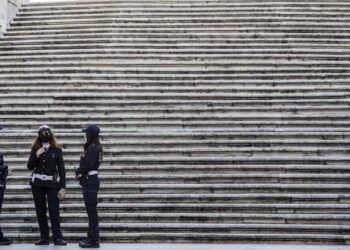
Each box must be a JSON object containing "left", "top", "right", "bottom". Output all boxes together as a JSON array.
[{"left": 32, "top": 173, "right": 60, "bottom": 183}]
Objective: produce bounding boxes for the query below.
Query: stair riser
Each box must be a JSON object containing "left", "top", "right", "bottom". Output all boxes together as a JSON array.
[
  {"left": 2, "top": 196, "right": 344, "bottom": 203},
  {"left": 4, "top": 189, "right": 350, "bottom": 195},
  {"left": 6, "top": 179, "right": 350, "bottom": 185},
  {"left": 2, "top": 226, "right": 349, "bottom": 235},
  {"left": 4, "top": 235, "right": 345, "bottom": 244}
]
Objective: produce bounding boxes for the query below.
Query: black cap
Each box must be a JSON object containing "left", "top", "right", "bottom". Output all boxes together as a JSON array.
[
  {"left": 38, "top": 125, "right": 51, "bottom": 134},
  {"left": 82, "top": 124, "right": 100, "bottom": 136}
]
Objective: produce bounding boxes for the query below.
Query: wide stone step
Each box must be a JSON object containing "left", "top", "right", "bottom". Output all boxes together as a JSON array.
[
  {"left": 22, "top": 1, "right": 350, "bottom": 9},
  {"left": 2, "top": 211, "right": 350, "bottom": 224},
  {"left": 0, "top": 47, "right": 345, "bottom": 55},
  {"left": 3, "top": 138, "right": 350, "bottom": 146},
  {"left": 1, "top": 54, "right": 348, "bottom": 62},
  {"left": 1, "top": 130, "right": 347, "bottom": 138},
  {"left": 1, "top": 122, "right": 349, "bottom": 131},
  {"left": 0, "top": 73, "right": 349, "bottom": 81},
  {"left": 7, "top": 161, "right": 350, "bottom": 173},
  {"left": 0, "top": 85, "right": 349, "bottom": 93},
  {"left": 0, "top": 98, "right": 348, "bottom": 106},
  {"left": 7, "top": 164, "right": 350, "bottom": 176},
  {"left": 3, "top": 32, "right": 350, "bottom": 41},
  {"left": 0, "top": 94, "right": 347, "bottom": 102},
  {"left": 6, "top": 25, "right": 349, "bottom": 35},
  {"left": 0, "top": 66, "right": 347, "bottom": 73},
  {"left": 15, "top": 13, "right": 350, "bottom": 23},
  {"left": 6, "top": 173, "right": 350, "bottom": 185},
  {"left": 0, "top": 44, "right": 348, "bottom": 52},
  {"left": 4, "top": 183, "right": 350, "bottom": 195},
  {"left": 0, "top": 82, "right": 346, "bottom": 89},
  {"left": 1, "top": 111, "right": 350, "bottom": 119},
  {"left": 2, "top": 40, "right": 350, "bottom": 50},
  {"left": 1, "top": 49, "right": 348, "bottom": 58},
  {"left": 3, "top": 192, "right": 350, "bottom": 203},
  {"left": 12, "top": 12, "right": 350, "bottom": 22},
  {"left": 7, "top": 21, "right": 350, "bottom": 30},
  {"left": 0, "top": 74, "right": 347, "bottom": 82},
  {"left": 18, "top": 5, "right": 350, "bottom": 13},
  {"left": 3, "top": 202, "right": 350, "bottom": 213},
  {"left": 1, "top": 221, "right": 350, "bottom": 235},
  {"left": 20, "top": 4, "right": 349, "bottom": 11},
  {"left": 0, "top": 60, "right": 348, "bottom": 68},
  {"left": 4, "top": 29, "right": 350, "bottom": 40},
  {"left": 1, "top": 120, "right": 349, "bottom": 129},
  {"left": 2, "top": 146, "right": 350, "bottom": 159},
  {"left": 16, "top": 7, "right": 350, "bottom": 15},
  {"left": 1, "top": 37, "right": 349, "bottom": 47},
  {"left": 0, "top": 106, "right": 349, "bottom": 115},
  {"left": 3, "top": 231, "right": 346, "bottom": 244},
  {"left": 10, "top": 16, "right": 350, "bottom": 26},
  {"left": 1, "top": 125, "right": 349, "bottom": 133},
  {"left": 0, "top": 105, "right": 349, "bottom": 113},
  {"left": 4, "top": 155, "right": 350, "bottom": 165},
  {"left": 0, "top": 58, "right": 349, "bottom": 70},
  {"left": 1, "top": 42, "right": 349, "bottom": 50},
  {"left": 20, "top": 1, "right": 349, "bottom": 8},
  {"left": 1, "top": 92, "right": 349, "bottom": 99},
  {"left": 0, "top": 219, "right": 349, "bottom": 232},
  {"left": 2, "top": 130, "right": 349, "bottom": 141},
  {"left": 7, "top": 25, "right": 350, "bottom": 34}
]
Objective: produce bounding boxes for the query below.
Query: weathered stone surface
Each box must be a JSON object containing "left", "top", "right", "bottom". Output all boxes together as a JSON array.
[{"left": 0, "top": 0, "right": 349, "bottom": 244}]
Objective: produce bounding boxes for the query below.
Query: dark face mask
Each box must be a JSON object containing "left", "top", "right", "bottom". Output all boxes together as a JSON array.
[{"left": 40, "top": 135, "right": 50, "bottom": 143}]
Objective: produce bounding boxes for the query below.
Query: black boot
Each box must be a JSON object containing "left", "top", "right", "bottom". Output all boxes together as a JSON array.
[
  {"left": 79, "top": 239, "right": 100, "bottom": 248},
  {"left": 54, "top": 238, "right": 67, "bottom": 246},
  {"left": 35, "top": 238, "right": 50, "bottom": 245},
  {"left": 79, "top": 239, "right": 90, "bottom": 245},
  {"left": 0, "top": 237, "right": 12, "bottom": 245}
]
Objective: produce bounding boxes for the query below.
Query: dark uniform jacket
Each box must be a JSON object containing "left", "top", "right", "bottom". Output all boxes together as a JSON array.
[
  {"left": 0, "top": 153, "right": 8, "bottom": 189},
  {"left": 76, "top": 144, "right": 101, "bottom": 185},
  {"left": 27, "top": 146, "right": 66, "bottom": 189}
]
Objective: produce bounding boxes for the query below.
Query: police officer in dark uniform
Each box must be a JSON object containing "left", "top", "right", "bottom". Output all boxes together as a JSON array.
[
  {"left": 0, "top": 126, "right": 12, "bottom": 245},
  {"left": 27, "top": 125, "right": 67, "bottom": 246},
  {"left": 75, "top": 124, "right": 102, "bottom": 248}
]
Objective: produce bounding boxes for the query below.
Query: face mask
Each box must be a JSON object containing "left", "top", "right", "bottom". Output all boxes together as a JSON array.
[{"left": 40, "top": 135, "right": 50, "bottom": 143}]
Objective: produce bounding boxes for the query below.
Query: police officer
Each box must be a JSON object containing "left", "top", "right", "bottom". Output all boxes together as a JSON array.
[
  {"left": 0, "top": 126, "right": 12, "bottom": 245},
  {"left": 75, "top": 125, "right": 102, "bottom": 248},
  {"left": 27, "top": 125, "right": 67, "bottom": 246}
]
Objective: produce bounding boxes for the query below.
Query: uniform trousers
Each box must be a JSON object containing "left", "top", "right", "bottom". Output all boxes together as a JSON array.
[
  {"left": 31, "top": 185, "right": 63, "bottom": 240},
  {"left": 81, "top": 175, "right": 100, "bottom": 242}
]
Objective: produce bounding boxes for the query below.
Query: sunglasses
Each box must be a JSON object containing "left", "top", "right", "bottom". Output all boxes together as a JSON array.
[{"left": 40, "top": 131, "right": 51, "bottom": 136}]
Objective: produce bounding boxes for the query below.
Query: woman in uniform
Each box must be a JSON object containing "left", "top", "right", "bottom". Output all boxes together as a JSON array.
[
  {"left": 0, "top": 126, "right": 12, "bottom": 245},
  {"left": 75, "top": 124, "right": 102, "bottom": 248},
  {"left": 27, "top": 125, "right": 67, "bottom": 246}
]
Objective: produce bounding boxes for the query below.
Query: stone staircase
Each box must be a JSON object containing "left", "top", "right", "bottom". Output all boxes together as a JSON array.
[{"left": 0, "top": 0, "right": 350, "bottom": 244}]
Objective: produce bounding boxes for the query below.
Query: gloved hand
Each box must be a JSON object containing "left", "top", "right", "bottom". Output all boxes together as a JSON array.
[
  {"left": 36, "top": 147, "right": 45, "bottom": 158},
  {"left": 74, "top": 167, "right": 82, "bottom": 181},
  {"left": 58, "top": 188, "right": 66, "bottom": 200}
]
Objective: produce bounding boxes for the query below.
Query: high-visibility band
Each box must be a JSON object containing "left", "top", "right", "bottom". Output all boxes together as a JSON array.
[
  {"left": 32, "top": 173, "right": 60, "bottom": 183},
  {"left": 88, "top": 171, "right": 98, "bottom": 176}
]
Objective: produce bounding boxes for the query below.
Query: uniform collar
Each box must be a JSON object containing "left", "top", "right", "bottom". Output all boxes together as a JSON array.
[{"left": 42, "top": 144, "right": 50, "bottom": 151}]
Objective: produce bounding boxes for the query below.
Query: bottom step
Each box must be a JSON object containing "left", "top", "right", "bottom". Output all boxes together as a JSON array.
[{"left": 5, "top": 232, "right": 347, "bottom": 244}]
